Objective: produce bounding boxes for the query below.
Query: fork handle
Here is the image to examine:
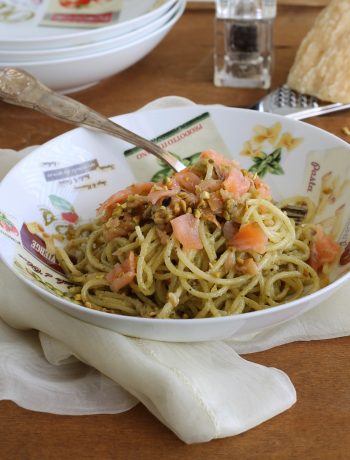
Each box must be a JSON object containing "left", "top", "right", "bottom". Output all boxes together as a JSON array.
[
  {"left": 286, "top": 102, "right": 350, "bottom": 120},
  {"left": 0, "top": 68, "right": 184, "bottom": 172}
]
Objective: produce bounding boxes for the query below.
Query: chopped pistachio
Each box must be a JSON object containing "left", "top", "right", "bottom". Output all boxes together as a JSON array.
[
  {"left": 173, "top": 202, "right": 181, "bottom": 214},
  {"left": 164, "top": 177, "right": 171, "bottom": 185},
  {"left": 200, "top": 191, "right": 210, "bottom": 200},
  {"left": 112, "top": 207, "right": 123, "bottom": 217},
  {"left": 226, "top": 198, "right": 235, "bottom": 209},
  {"left": 180, "top": 199, "right": 187, "bottom": 212},
  {"left": 178, "top": 192, "right": 188, "bottom": 199},
  {"left": 223, "top": 211, "right": 231, "bottom": 221}
]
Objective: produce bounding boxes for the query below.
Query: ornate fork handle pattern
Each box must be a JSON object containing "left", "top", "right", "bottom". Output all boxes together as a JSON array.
[{"left": 0, "top": 68, "right": 185, "bottom": 173}]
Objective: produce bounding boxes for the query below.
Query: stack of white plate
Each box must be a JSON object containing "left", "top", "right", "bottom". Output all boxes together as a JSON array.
[{"left": 0, "top": 0, "right": 185, "bottom": 93}]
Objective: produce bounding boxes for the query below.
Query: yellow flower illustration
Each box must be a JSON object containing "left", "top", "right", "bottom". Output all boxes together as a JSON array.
[
  {"left": 276, "top": 132, "right": 303, "bottom": 151},
  {"left": 253, "top": 122, "right": 282, "bottom": 145},
  {"left": 240, "top": 140, "right": 264, "bottom": 158}
]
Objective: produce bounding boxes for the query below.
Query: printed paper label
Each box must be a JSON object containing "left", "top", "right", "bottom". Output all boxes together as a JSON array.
[
  {"left": 124, "top": 112, "right": 231, "bottom": 183},
  {"left": 40, "top": 0, "right": 122, "bottom": 28},
  {"left": 303, "top": 148, "right": 350, "bottom": 276}
]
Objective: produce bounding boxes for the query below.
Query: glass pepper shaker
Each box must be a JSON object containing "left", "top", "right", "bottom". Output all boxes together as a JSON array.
[{"left": 214, "top": 0, "right": 277, "bottom": 89}]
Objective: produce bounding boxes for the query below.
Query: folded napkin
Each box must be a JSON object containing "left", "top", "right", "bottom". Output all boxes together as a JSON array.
[{"left": 0, "top": 97, "right": 349, "bottom": 444}]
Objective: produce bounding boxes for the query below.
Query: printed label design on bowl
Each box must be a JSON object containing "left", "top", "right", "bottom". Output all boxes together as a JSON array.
[
  {"left": 124, "top": 112, "right": 231, "bottom": 182},
  {"left": 41, "top": 158, "right": 114, "bottom": 194},
  {"left": 14, "top": 245, "right": 72, "bottom": 299},
  {"left": 0, "top": 0, "right": 40, "bottom": 24},
  {"left": 40, "top": 0, "right": 122, "bottom": 28},
  {"left": 20, "top": 222, "right": 64, "bottom": 273},
  {"left": 34, "top": 193, "right": 80, "bottom": 234},
  {"left": 303, "top": 148, "right": 350, "bottom": 277},
  {"left": 10, "top": 220, "right": 73, "bottom": 299},
  {"left": 239, "top": 121, "right": 303, "bottom": 177},
  {"left": 0, "top": 210, "right": 20, "bottom": 243}
]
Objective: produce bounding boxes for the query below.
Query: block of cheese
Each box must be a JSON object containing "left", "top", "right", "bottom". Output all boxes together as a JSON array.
[{"left": 287, "top": 0, "right": 350, "bottom": 103}]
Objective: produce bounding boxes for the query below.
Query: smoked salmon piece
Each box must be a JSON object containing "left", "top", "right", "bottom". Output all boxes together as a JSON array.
[
  {"left": 309, "top": 225, "right": 341, "bottom": 271},
  {"left": 147, "top": 185, "right": 180, "bottom": 205},
  {"left": 170, "top": 213, "right": 203, "bottom": 250},
  {"left": 254, "top": 176, "right": 271, "bottom": 199},
  {"left": 106, "top": 251, "right": 136, "bottom": 292},
  {"left": 174, "top": 169, "right": 201, "bottom": 193},
  {"left": 200, "top": 149, "right": 228, "bottom": 165},
  {"left": 97, "top": 182, "right": 154, "bottom": 221},
  {"left": 223, "top": 168, "right": 251, "bottom": 197},
  {"left": 229, "top": 222, "right": 268, "bottom": 254}
]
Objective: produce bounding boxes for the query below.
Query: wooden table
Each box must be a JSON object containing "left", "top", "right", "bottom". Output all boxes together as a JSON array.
[{"left": 0, "top": 4, "right": 349, "bottom": 459}]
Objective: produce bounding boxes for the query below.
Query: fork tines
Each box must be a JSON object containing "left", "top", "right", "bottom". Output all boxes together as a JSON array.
[{"left": 280, "top": 204, "right": 308, "bottom": 224}]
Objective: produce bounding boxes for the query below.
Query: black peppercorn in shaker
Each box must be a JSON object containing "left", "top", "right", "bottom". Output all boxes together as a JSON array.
[{"left": 214, "top": 0, "right": 276, "bottom": 89}]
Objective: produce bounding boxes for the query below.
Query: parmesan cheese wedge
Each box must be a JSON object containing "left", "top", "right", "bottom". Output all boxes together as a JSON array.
[{"left": 287, "top": 0, "right": 350, "bottom": 103}]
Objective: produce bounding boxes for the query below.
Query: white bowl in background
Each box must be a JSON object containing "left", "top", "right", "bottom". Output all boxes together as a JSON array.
[
  {"left": 0, "top": 1, "right": 179, "bottom": 63},
  {"left": 0, "top": 0, "right": 177, "bottom": 50},
  {"left": 0, "top": 1, "right": 185, "bottom": 93},
  {"left": 1, "top": 105, "right": 349, "bottom": 342}
]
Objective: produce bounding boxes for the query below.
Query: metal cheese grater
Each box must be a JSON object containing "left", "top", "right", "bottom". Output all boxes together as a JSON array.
[{"left": 250, "top": 85, "right": 350, "bottom": 120}]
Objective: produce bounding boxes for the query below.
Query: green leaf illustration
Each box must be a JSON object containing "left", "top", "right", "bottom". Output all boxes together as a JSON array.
[
  {"left": 151, "top": 168, "right": 173, "bottom": 182},
  {"left": 151, "top": 152, "right": 202, "bottom": 182},
  {"left": 40, "top": 208, "right": 57, "bottom": 226},
  {"left": 252, "top": 154, "right": 266, "bottom": 164},
  {"left": 185, "top": 152, "right": 201, "bottom": 165},
  {"left": 49, "top": 195, "right": 74, "bottom": 212},
  {"left": 248, "top": 148, "right": 284, "bottom": 177},
  {"left": 268, "top": 163, "right": 284, "bottom": 175}
]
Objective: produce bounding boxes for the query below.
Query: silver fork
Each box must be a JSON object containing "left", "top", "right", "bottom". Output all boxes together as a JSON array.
[
  {"left": 0, "top": 68, "right": 185, "bottom": 173},
  {"left": 251, "top": 85, "right": 350, "bottom": 120}
]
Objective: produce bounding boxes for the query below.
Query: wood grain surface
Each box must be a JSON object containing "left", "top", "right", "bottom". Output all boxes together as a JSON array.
[{"left": 0, "top": 5, "right": 349, "bottom": 459}]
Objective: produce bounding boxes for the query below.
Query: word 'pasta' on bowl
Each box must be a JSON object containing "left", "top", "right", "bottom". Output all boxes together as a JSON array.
[{"left": 1, "top": 105, "right": 350, "bottom": 342}]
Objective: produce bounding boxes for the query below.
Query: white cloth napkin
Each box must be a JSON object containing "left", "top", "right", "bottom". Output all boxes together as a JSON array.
[{"left": 0, "top": 97, "right": 349, "bottom": 444}]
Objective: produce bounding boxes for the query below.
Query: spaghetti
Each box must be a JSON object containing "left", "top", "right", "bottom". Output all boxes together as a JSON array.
[{"left": 56, "top": 150, "right": 340, "bottom": 319}]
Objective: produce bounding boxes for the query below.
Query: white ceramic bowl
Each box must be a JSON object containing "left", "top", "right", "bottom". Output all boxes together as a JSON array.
[
  {"left": 0, "top": 2, "right": 185, "bottom": 93},
  {"left": 0, "top": 0, "right": 177, "bottom": 50},
  {"left": 1, "top": 105, "right": 350, "bottom": 342},
  {"left": 0, "top": 1, "right": 179, "bottom": 63}
]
